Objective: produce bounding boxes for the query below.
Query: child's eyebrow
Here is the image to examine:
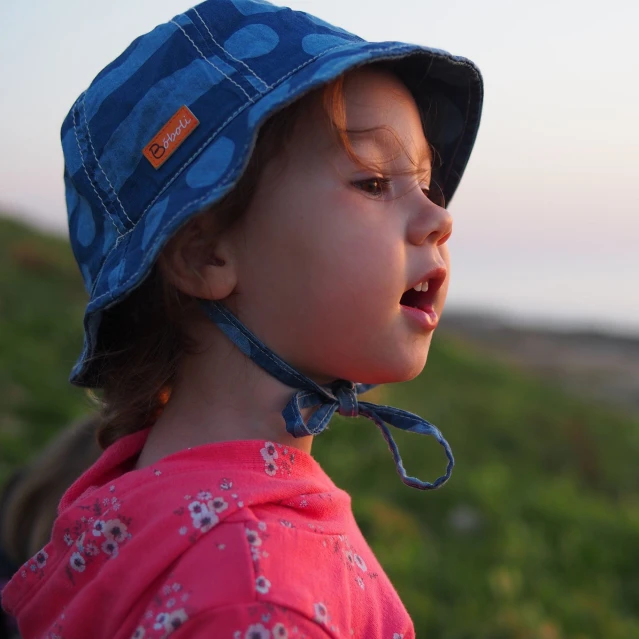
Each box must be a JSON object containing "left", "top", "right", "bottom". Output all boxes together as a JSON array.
[{"left": 344, "top": 129, "right": 433, "bottom": 172}]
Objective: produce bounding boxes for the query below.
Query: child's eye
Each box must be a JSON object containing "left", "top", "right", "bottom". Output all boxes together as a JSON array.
[{"left": 354, "top": 177, "right": 392, "bottom": 197}]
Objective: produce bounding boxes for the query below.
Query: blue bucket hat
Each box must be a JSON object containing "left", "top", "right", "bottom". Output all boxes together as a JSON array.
[{"left": 63, "top": 0, "right": 483, "bottom": 489}]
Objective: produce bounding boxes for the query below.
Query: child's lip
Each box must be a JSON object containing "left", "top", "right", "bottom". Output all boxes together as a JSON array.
[
  {"left": 407, "top": 266, "right": 447, "bottom": 296},
  {"left": 400, "top": 304, "right": 439, "bottom": 330}
]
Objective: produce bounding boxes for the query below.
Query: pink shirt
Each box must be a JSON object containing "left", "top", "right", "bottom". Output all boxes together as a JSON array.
[{"left": 2, "top": 429, "right": 414, "bottom": 638}]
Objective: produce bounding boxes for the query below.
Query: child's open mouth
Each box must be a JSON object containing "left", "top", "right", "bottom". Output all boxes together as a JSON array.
[{"left": 399, "top": 271, "right": 445, "bottom": 331}]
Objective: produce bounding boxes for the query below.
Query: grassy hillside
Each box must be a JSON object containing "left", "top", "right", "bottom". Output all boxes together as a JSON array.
[{"left": 2, "top": 216, "right": 639, "bottom": 638}]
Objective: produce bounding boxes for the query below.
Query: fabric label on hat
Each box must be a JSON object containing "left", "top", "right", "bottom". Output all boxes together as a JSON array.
[{"left": 143, "top": 106, "right": 199, "bottom": 169}]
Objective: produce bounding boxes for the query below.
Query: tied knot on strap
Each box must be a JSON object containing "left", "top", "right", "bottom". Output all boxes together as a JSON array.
[
  {"left": 200, "top": 300, "right": 455, "bottom": 491},
  {"left": 334, "top": 380, "right": 359, "bottom": 418}
]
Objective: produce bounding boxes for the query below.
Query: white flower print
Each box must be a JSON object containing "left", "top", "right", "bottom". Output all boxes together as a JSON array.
[
  {"left": 354, "top": 554, "right": 367, "bottom": 572},
  {"left": 245, "top": 624, "right": 270, "bottom": 639},
  {"left": 154, "top": 613, "right": 169, "bottom": 631},
  {"left": 131, "top": 627, "right": 145, "bottom": 639},
  {"left": 264, "top": 461, "right": 278, "bottom": 476},
  {"left": 109, "top": 485, "right": 116, "bottom": 493},
  {"left": 393, "top": 635, "right": 405, "bottom": 639},
  {"left": 70, "top": 552, "right": 86, "bottom": 572},
  {"left": 164, "top": 609, "right": 188, "bottom": 634},
  {"left": 260, "top": 442, "right": 279, "bottom": 463},
  {"left": 35, "top": 549, "right": 48, "bottom": 568},
  {"left": 29, "top": 563, "right": 37, "bottom": 572},
  {"left": 154, "top": 469, "right": 162, "bottom": 476},
  {"left": 101, "top": 539, "right": 119, "bottom": 557},
  {"left": 63, "top": 533, "right": 73, "bottom": 546},
  {"left": 255, "top": 576, "right": 271, "bottom": 594},
  {"left": 272, "top": 623, "right": 288, "bottom": 639},
  {"left": 172, "top": 582, "right": 181, "bottom": 592},
  {"left": 188, "top": 501, "right": 206, "bottom": 517},
  {"left": 245, "top": 528, "right": 262, "bottom": 547},
  {"left": 104, "top": 519, "right": 128, "bottom": 543},
  {"left": 166, "top": 598, "right": 176, "bottom": 608},
  {"left": 220, "top": 478, "right": 233, "bottom": 490},
  {"left": 76, "top": 532, "right": 86, "bottom": 552},
  {"left": 85, "top": 543, "right": 99, "bottom": 557},
  {"left": 344, "top": 550, "right": 354, "bottom": 566},
  {"left": 355, "top": 576, "right": 365, "bottom": 590},
  {"left": 179, "top": 526, "right": 188, "bottom": 536},
  {"left": 313, "top": 602, "right": 329, "bottom": 625},
  {"left": 92, "top": 520, "right": 106, "bottom": 537},
  {"left": 163, "top": 585, "right": 172, "bottom": 596},
  {"left": 197, "top": 491, "right": 212, "bottom": 501},
  {"left": 209, "top": 497, "right": 228, "bottom": 513},
  {"left": 258, "top": 521, "right": 267, "bottom": 532},
  {"left": 279, "top": 519, "right": 293, "bottom": 528},
  {"left": 103, "top": 497, "right": 111, "bottom": 507},
  {"left": 189, "top": 504, "right": 218, "bottom": 533}
]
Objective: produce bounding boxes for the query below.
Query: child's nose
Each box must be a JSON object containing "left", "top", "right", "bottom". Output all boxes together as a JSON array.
[{"left": 407, "top": 198, "right": 453, "bottom": 247}]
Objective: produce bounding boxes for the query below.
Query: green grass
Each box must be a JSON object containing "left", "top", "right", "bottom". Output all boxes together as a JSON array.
[{"left": 2, "top": 215, "right": 639, "bottom": 638}]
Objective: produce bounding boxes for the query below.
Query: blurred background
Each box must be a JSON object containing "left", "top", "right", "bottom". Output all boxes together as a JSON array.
[{"left": 1, "top": 1, "right": 638, "bottom": 637}]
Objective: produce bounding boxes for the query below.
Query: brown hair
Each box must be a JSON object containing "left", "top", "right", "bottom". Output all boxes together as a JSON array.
[{"left": 90, "top": 64, "right": 442, "bottom": 450}]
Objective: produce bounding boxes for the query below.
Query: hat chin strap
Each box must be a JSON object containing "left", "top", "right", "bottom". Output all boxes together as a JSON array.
[{"left": 199, "top": 300, "right": 454, "bottom": 491}]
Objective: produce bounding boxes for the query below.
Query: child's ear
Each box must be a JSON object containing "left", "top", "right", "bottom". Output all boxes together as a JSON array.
[{"left": 159, "top": 214, "right": 237, "bottom": 301}]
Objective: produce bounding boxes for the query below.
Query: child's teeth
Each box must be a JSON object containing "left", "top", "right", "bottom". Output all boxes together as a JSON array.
[
  {"left": 413, "top": 282, "right": 422, "bottom": 292},
  {"left": 422, "top": 281, "right": 429, "bottom": 292}
]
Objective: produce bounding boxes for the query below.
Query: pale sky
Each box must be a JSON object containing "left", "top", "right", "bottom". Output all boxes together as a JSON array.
[{"left": 1, "top": 0, "right": 638, "bottom": 333}]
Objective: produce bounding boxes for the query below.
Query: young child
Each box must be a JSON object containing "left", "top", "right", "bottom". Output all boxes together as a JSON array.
[{"left": 1, "top": 0, "right": 482, "bottom": 636}]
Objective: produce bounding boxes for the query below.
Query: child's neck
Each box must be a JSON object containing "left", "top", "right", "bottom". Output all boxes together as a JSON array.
[{"left": 134, "top": 321, "right": 314, "bottom": 470}]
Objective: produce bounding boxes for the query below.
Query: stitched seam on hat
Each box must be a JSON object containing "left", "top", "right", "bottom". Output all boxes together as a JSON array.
[
  {"left": 171, "top": 19, "right": 255, "bottom": 104},
  {"left": 139, "top": 41, "right": 372, "bottom": 219},
  {"left": 81, "top": 94, "right": 133, "bottom": 228},
  {"left": 192, "top": 7, "right": 270, "bottom": 91},
  {"left": 71, "top": 99, "right": 121, "bottom": 235},
  {"left": 87, "top": 43, "right": 415, "bottom": 307}
]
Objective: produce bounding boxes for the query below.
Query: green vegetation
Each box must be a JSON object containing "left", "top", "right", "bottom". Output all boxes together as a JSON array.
[{"left": 2, "top": 216, "right": 639, "bottom": 638}]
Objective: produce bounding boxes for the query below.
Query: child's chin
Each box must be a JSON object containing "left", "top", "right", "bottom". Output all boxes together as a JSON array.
[{"left": 356, "top": 351, "right": 430, "bottom": 385}]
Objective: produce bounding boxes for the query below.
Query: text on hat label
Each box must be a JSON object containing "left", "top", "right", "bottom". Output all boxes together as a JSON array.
[{"left": 143, "top": 106, "right": 200, "bottom": 170}]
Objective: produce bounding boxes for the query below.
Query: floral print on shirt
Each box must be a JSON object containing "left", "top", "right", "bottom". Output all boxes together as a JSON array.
[
  {"left": 232, "top": 602, "right": 319, "bottom": 639},
  {"left": 260, "top": 442, "right": 296, "bottom": 478},
  {"left": 173, "top": 482, "right": 237, "bottom": 543},
  {"left": 132, "top": 578, "right": 192, "bottom": 639},
  {"left": 66, "top": 485, "right": 133, "bottom": 584}
]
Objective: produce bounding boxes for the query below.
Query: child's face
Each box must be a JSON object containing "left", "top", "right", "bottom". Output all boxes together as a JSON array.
[{"left": 226, "top": 67, "right": 452, "bottom": 385}]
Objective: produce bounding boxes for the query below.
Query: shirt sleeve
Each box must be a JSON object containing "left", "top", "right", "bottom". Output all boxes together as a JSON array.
[{"left": 171, "top": 601, "right": 337, "bottom": 639}]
